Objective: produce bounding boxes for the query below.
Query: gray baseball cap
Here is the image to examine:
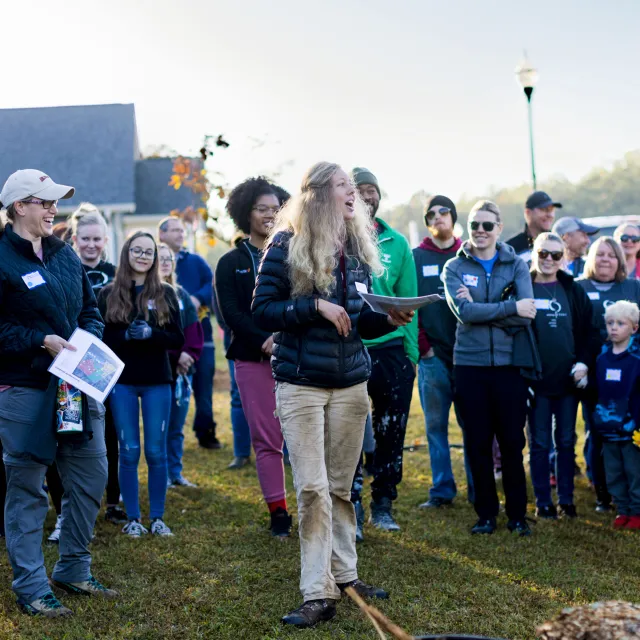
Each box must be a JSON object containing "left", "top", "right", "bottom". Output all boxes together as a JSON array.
[
  {"left": 552, "top": 217, "right": 599, "bottom": 236},
  {"left": 0, "top": 169, "right": 74, "bottom": 209}
]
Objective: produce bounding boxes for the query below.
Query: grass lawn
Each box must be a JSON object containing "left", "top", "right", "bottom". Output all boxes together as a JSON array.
[{"left": 1, "top": 358, "right": 640, "bottom": 639}]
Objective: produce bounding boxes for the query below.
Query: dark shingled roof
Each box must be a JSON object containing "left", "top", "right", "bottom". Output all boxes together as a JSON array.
[{"left": 135, "top": 157, "right": 199, "bottom": 215}]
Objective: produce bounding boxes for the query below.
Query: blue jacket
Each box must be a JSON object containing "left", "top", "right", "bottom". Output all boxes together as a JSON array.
[
  {"left": 175, "top": 249, "right": 214, "bottom": 342},
  {"left": 594, "top": 337, "right": 640, "bottom": 442}
]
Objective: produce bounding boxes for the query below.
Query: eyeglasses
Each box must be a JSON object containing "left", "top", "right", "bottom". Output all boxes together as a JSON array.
[
  {"left": 620, "top": 234, "right": 640, "bottom": 243},
  {"left": 21, "top": 198, "right": 58, "bottom": 211},
  {"left": 469, "top": 221, "right": 497, "bottom": 232},
  {"left": 537, "top": 249, "right": 564, "bottom": 261},
  {"left": 425, "top": 207, "right": 451, "bottom": 222},
  {"left": 253, "top": 205, "right": 279, "bottom": 215},
  {"left": 130, "top": 247, "right": 155, "bottom": 259},
  {"left": 159, "top": 256, "right": 174, "bottom": 265}
]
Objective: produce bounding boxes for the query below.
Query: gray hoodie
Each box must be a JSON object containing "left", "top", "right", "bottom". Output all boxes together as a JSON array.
[{"left": 443, "top": 241, "right": 533, "bottom": 367}]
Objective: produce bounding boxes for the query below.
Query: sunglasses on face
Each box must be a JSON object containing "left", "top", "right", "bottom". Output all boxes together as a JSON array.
[
  {"left": 425, "top": 207, "right": 451, "bottom": 222},
  {"left": 469, "top": 221, "right": 497, "bottom": 232},
  {"left": 620, "top": 234, "right": 640, "bottom": 243},
  {"left": 537, "top": 249, "right": 564, "bottom": 261}
]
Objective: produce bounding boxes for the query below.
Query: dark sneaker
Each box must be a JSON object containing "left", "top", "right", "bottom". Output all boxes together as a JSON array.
[
  {"left": 19, "top": 592, "right": 73, "bottom": 618},
  {"left": 558, "top": 504, "right": 578, "bottom": 519},
  {"left": 354, "top": 501, "right": 365, "bottom": 543},
  {"left": 227, "top": 456, "right": 251, "bottom": 470},
  {"left": 536, "top": 505, "right": 558, "bottom": 520},
  {"left": 507, "top": 518, "right": 533, "bottom": 537},
  {"left": 369, "top": 498, "right": 400, "bottom": 532},
  {"left": 51, "top": 575, "right": 118, "bottom": 599},
  {"left": 337, "top": 578, "right": 389, "bottom": 600},
  {"left": 418, "top": 497, "right": 453, "bottom": 509},
  {"left": 105, "top": 506, "right": 128, "bottom": 525},
  {"left": 471, "top": 518, "right": 496, "bottom": 535},
  {"left": 595, "top": 500, "right": 613, "bottom": 513},
  {"left": 270, "top": 508, "right": 292, "bottom": 538},
  {"left": 198, "top": 433, "right": 223, "bottom": 450},
  {"left": 281, "top": 599, "right": 337, "bottom": 628}
]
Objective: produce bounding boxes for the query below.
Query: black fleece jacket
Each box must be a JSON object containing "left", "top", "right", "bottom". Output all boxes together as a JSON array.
[
  {"left": 252, "top": 231, "right": 394, "bottom": 389},
  {"left": 0, "top": 224, "right": 103, "bottom": 389}
]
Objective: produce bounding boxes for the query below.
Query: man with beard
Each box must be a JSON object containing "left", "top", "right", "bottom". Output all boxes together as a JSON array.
[
  {"left": 413, "top": 196, "right": 474, "bottom": 508},
  {"left": 350, "top": 167, "right": 418, "bottom": 537},
  {"left": 507, "top": 191, "right": 562, "bottom": 263}
]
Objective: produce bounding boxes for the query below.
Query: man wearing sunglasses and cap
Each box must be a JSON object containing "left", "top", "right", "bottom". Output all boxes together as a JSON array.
[
  {"left": 350, "top": 167, "right": 418, "bottom": 536},
  {"left": 552, "top": 217, "right": 600, "bottom": 278},
  {"left": 507, "top": 191, "right": 563, "bottom": 263},
  {"left": 0, "top": 170, "right": 114, "bottom": 617}
]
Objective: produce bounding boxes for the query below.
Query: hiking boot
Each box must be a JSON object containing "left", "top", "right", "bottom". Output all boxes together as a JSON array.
[
  {"left": 507, "top": 518, "right": 533, "bottom": 537},
  {"left": 558, "top": 504, "right": 578, "bottom": 519},
  {"left": 419, "top": 497, "right": 453, "bottom": 509},
  {"left": 354, "top": 501, "right": 365, "bottom": 543},
  {"left": 369, "top": 498, "right": 400, "bottom": 532},
  {"left": 105, "top": 506, "right": 128, "bottom": 525},
  {"left": 122, "top": 519, "right": 148, "bottom": 538},
  {"left": 337, "top": 578, "right": 389, "bottom": 600},
  {"left": 47, "top": 515, "right": 62, "bottom": 544},
  {"left": 51, "top": 575, "right": 118, "bottom": 599},
  {"left": 471, "top": 518, "right": 496, "bottom": 535},
  {"left": 536, "top": 505, "right": 558, "bottom": 520},
  {"left": 19, "top": 592, "right": 73, "bottom": 618},
  {"left": 270, "top": 508, "right": 292, "bottom": 538},
  {"left": 168, "top": 476, "right": 198, "bottom": 488},
  {"left": 227, "top": 456, "right": 251, "bottom": 470},
  {"left": 625, "top": 515, "right": 640, "bottom": 530},
  {"left": 614, "top": 515, "right": 630, "bottom": 529},
  {"left": 281, "top": 599, "right": 337, "bottom": 628},
  {"left": 198, "top": 432, "right": 222, "bottom": 450},
  {"left": 150, "top": 518, "right": 174, "bottom": 537}
]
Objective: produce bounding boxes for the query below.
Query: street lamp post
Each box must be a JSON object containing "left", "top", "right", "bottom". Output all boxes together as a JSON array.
[{"left": 515, "top": 54, "right": 539, "bottom": 189}]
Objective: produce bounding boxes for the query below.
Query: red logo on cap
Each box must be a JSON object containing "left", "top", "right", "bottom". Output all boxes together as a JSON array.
[{"left": 39, "top": 175, "right": 49, "bottom": 182}]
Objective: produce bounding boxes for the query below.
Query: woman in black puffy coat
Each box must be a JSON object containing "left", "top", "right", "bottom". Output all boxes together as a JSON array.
[{"left": 252, "top": 161, "right": 412, "bottom": 629}]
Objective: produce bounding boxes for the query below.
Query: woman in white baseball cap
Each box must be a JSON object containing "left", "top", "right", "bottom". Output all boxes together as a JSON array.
[{"left": 0, "top": 170, "right": 115, "bottom": 617}]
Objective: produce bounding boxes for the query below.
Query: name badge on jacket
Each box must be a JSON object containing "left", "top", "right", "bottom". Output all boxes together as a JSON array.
[
  {"left": 606, "top": 369, "right": 622, "bottom": 382},
  {"left": 462, "top": 274, "right": 479, "bottom": 288},
  {"left": 423, "top": 265, "right": 439, "bottom": 277},
  {"left": 22, "top": 271, "right": 46, "bottom": 289},
  {"left": 587, "top": 292, "right": 600, "bottom": 301}
]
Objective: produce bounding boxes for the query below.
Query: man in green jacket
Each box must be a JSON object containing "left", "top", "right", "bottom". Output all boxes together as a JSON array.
[{"left": 351, "top": 167, "right": 419, "bottom": 535}]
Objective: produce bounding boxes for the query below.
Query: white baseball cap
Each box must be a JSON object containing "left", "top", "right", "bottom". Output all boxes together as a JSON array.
[{"left": 0, "top": 169, "right": 75, "bottom": 209}]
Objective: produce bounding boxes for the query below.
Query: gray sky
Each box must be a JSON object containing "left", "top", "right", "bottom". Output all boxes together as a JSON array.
[{"left": 3, "top": 0, "right": 639, "bottom": 206}]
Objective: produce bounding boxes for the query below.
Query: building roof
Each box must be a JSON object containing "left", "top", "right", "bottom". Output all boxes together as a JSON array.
[
  {"left": 0, "top": 103, "right": 138, "bottom": 208},
  {"left": 135, "top": 157, "right": 199, "bottom": 215}
]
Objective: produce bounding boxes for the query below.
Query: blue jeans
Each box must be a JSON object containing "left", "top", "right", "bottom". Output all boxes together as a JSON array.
[
  {"left": 192, "top": 345, "right": 216, "bottom": 440},
  {"left": 418, "top": 356, "right": 474, "bottom": 502},
  {"left": 166, "top": 375, "right": 193, "bottom": 482},
  {"left": 527, "top": 393, "right": 578, "bottom": 507},
  {"left": 224, "top": 332, "right": 251, "bottom": 458},
  {"left": 110, "top": 384, "right": 171, "bottom": 520}
]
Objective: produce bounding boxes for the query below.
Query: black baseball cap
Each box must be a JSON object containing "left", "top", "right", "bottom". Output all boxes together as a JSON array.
[{"left": 525, "top": 191, "right": 562, "bottom": 210}]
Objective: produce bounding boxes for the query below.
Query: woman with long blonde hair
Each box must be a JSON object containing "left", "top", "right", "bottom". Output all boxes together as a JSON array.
[{"left": 252, "top": 162, "right": 413, "bottom": 629}]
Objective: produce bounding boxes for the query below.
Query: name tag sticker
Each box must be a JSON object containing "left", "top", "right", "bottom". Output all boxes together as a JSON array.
[
  {"left": 534, "top": 299, "right": 551, "bottom": 310},
  {"left": 148, "top": 300, "right": 157, "bottom": 310},
  {"left": 462, "top": 274, "right": 479, "bottom": 287},
  {"left": 21, "top": 271, "right": 46, "bottom": 289},
  {"left": 587, "top": 292, "right": 600, "bottom": 301},
  {"left": 606, "top": 369, "right": 622, "bottom": 382},
  {"left": 355, "top": 282, "right": 368, "bottom": 294},
  {"left": 423, "top": 265, "right": 439, "bottom": 277}
]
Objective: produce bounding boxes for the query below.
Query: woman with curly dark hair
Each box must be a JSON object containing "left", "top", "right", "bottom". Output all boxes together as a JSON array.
[{"left": 215, "top": 177, "right": 292, "bottom": 536}]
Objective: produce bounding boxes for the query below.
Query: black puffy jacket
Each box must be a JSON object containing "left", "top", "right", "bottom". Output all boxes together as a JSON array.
[
  {"left": 252, "top": 231, "right": 394, "bottom": 389},
  {"left": 0, "top": 223, "right": 104, "bottom": 389}
]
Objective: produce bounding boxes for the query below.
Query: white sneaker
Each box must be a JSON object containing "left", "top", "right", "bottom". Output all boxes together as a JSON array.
[
  {"left": 169, "top": 476, "right": 198, "bottom": 488},
  {"left": 122, "top": 519, "right": 148, "bottom": 538},
  {"left": 150, "top": 519, "right": 173, "bottom": 537},
  {"left": 47, "top": 515, "right": 62, "bottom": 544}
]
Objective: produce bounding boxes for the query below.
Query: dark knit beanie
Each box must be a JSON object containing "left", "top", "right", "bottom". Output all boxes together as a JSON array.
[
  {"left": 424, "top": 195, "right": 457, "bottom": 225},
  {"left": 351, "top": 167, "right": 381, "bottom": 198}
]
